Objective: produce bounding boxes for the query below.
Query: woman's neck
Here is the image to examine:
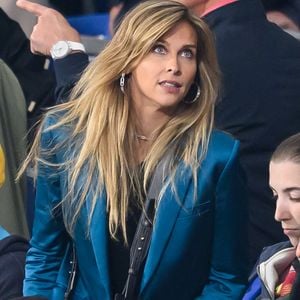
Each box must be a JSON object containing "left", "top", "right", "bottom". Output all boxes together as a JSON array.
[
  {"left": 134, "top": 106, "right": 173, "bottom": 163},
  {"left": 134, "top": 106, "right": 173, "bottom": 139}
]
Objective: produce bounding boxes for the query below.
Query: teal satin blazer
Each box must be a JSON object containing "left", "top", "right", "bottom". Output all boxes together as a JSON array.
[{"left": 24, "top": 115, "right": 249, "bottom": 299}]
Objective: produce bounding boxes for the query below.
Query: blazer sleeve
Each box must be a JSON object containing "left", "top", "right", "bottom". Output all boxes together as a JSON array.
[
  {"left": 53, "top": 52, "right": 89, "bottom": 103},
  {"left": 198, "top": 140, "right": 249, "bottom": 299},
  {"left": 23, "top": 116, "right": 70, "bottom": 298}
]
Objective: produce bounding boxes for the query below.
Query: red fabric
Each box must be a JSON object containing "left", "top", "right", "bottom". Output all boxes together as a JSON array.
[
  {"left": 201, "top": 0, "right": 237, "bottom": 17},
  {"left": 276, "top": 265, "right": 296, "bottom": 297}
]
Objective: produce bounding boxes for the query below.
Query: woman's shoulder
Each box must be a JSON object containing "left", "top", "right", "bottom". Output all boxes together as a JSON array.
[
  {"left": 210, "top": 129, "right": 237, "bottom": 147},
  {"left": 38, "top": 111, "right": 77, "bottom": 165},
  {"left": 41, "top": 110, "right": 72, "bottom": 143},
  {"left": 195, "top": 130, "right": 240, "bottom": 176},
  {"left": 206, "top": 129, "right": 240, "bottom": 160},
  {"left": 42, "top": 110, "right": 66, "bottom": 129}
]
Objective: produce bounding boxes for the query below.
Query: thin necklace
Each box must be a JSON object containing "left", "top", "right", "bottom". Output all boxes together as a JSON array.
[{"left": 136, "top": 134, "right": 154, "bottom": 141}]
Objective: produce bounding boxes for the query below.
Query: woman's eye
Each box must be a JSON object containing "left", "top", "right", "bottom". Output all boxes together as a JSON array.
[
  {"left": 153, "top": 45, "right": 166, "bottom": 54},
  {"left": 181, "top": 49, "right": 194, "bottom": 58},
  {"left": 289, "top": 193, "right": 300, "bottom": 201}
]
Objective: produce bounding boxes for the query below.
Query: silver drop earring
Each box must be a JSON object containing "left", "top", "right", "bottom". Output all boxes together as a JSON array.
[{"left": 120, "top": 73, "right": 125, "bottom": 93}]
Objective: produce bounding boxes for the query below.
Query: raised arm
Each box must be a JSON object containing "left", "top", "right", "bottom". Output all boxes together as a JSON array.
[
  {"left": 16, "top": 0, "right": 80, "bottom": 56},
  {"left": 16, "top": 0, "right": 89, "bottom": 103}
]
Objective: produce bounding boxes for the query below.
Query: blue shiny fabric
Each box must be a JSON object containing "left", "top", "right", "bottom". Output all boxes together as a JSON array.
[{"left": 24, "top": 115, "right": 249, "bottom": 299}]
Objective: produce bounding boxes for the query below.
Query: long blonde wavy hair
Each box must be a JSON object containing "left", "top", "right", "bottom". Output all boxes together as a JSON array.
[{"left": 23, "top": 0, "right": 220, "bottom": 241}]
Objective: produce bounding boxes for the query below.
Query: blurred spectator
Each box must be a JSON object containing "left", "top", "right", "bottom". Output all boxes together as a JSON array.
[
  {"left": 0, "top": 59, "right": 29, "bottom": 238},
  {"left": 177, "top": 0, "right": 300, "bottom": 265},
  {"left": 0, "top": 0, "right": 50, "bottom": 37},
  {"left": 0, "top": 146, "right": 29, "bottom": 299},
  {"left": 261, "top": 0, "right": 300, "bottom": 32},
  {"left": 0, "top": 227, "right": 29, "bottom": 299},
  {"left": 0, "top": 7, "right": 56, "bottom": 140},
  {"left": 108, "top": 0, "right": 141, "bottom": 34}
]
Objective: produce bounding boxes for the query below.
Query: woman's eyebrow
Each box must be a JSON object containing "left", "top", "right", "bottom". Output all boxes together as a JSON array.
[
  {"left": 181, "top": 44, "right": 197, "bottom": 49},
  {"left": 155, "top": 39, "right": 197, "bottom": 49}
]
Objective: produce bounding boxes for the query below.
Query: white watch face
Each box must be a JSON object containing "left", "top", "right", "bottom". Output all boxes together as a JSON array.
[{"left": 51, "top": 41, "right": 70, "bottom": 59}]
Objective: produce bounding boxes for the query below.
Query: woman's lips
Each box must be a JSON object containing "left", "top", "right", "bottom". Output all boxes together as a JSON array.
[{"left": 159, "top": 80, "right": 182, "bottom": 93}]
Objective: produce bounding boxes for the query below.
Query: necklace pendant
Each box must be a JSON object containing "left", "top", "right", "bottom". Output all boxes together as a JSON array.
[{"left": 136, "top": 134, "right": 149, "bottom": 141}]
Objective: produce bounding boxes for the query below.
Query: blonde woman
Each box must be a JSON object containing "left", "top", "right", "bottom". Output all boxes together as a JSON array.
[{"left": 22, "top": 0, "right": 248, "bottom": 299}]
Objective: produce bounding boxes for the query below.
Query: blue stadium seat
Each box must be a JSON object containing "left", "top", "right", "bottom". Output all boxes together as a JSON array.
[{"left": 68, "top": 13, "right": 110, "bottom": 39}]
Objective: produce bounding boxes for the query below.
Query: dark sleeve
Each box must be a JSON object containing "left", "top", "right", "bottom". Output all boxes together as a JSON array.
[
  {"left": 53, "top": 52, "right": 89, "bottom": 103},
  {"left": 0, "top": 236, "right": 29, "bottom": 299},
  {"left": 0, "top": 8, "right": 56, "bottom": 129}
]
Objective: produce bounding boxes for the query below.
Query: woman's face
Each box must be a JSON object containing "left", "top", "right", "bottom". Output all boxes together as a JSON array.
[
  {"left": 130, "top": 21, "right": 198, "bottom": 115},
  {"left": 270, "top": 160, "right": 300, "bottom": 255}
]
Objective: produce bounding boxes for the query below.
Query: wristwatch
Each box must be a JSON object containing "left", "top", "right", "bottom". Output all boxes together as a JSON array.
[{"left": 50, "top": 40, "right": 86, "bottom": 60}]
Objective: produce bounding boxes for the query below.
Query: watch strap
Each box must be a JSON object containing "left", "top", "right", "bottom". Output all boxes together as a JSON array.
[
  {"left": 65, "top": 41, "right": 86, "bottom": 53},
  {"left": 50, "top": 40, "right": 86, "bottom": 60}
]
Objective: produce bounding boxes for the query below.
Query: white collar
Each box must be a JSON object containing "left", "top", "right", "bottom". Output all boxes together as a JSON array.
[{"left": 258, "top": 246, "right": 296, "bottom": 299}]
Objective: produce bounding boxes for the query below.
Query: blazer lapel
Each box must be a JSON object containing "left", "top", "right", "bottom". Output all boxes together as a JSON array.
[
  {"left": 140, "top": 163, "right": 193, "bottom": 292},
  {"left": 86, "top": 190, "right": 111, "bottom": 297}
]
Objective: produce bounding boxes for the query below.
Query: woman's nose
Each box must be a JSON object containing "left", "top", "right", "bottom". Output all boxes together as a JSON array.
[
  {"left": 275, "top": 197, "right": 291, "bottom": 222},
  {"left": 166, "top": 56, "right": 181, "bottom": 75}
]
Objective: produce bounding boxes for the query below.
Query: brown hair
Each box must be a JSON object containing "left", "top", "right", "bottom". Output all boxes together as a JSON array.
[{"left": 271, "top": 132, "right": 300, "bottom": 164}]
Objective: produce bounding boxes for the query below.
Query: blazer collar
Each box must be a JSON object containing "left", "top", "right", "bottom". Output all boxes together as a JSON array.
[
  {"left": 140, "top": 162, "right": 193, "bottom": 294},
  {"left": 87, "top": 162, "right": 193, "bottom": 297}
]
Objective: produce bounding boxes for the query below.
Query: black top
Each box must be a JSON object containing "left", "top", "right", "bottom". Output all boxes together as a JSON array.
[
  {"left": 0, "top": 235, "right": 29, "bottom": 299},
  {"left": 0, "top": 8, "right": 56, "bottom": 133},
  {"left": 109, "top": 166, "right": 145, "bottom": 295},
  {"left": 108, "top": 198, "right": 142, "bottom": 295}
]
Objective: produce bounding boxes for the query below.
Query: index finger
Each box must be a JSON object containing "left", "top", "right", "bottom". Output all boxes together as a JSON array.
[{"left": 16, "top": 0, "right": 48, "bottom": 17}]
